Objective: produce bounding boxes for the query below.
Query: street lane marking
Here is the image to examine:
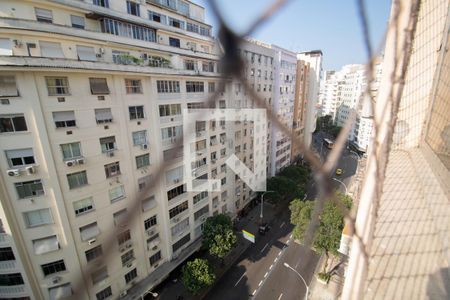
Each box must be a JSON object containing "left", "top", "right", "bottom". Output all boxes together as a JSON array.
[
  {"left": 264, "top": 272, "right": 268, "bottom": 278},
  {"left": 280, "top": 222, "right": 285, "bottom": 228},
  {"left": 275, "top": 257, "right": 278, "bottom": 262},
  {"left": 269, "top": 264, "right": 273, "bottom": 270},
  {"left": 289, "top": 234, "right": 293, "bottom": 239},
  {"left": 258, "top": 280, "right": 263, "bottom": 287},
  {"left": 234, "top": 272, "right": 246, "bottom": 287},
  {"left": 278, "top": 293, "right": 283, "bottom": 300},
  {"left": 286, "top": 239, "right": 291, "bottom": 245},
  {"left": 252, "top": 290, "right": 257, "bottom": 296},
  {"left": 260, "top": 243, "right": 269, "bottom": 253},
  {"left": 278, "top": 251, "right": 282, "bottom": 257}
]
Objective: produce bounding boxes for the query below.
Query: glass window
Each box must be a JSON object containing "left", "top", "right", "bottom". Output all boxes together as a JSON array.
[
  {"left": 67, "top": 171, "right": 88, "bottom": 189},
  {"left": 194, "top": 205, "right": 209, "bottom": 220},
  {"left": 144, "top": 215, "right": 157, "bottom": 230},
  {"left": 53, "top": 111, "right": 76, "bottom": 128},
  {"left": 80, "top": 222, "right": 99, "bottom": 241},
  {"left": 161, "top": 126, "right": 182, "bottom": 140},
  {"left": 171, "top": 218, "right": 189, "bottom": 237},
  {"left": 125, "top": 79, "right": 142, "bottom": 94},
  {"left": 41, "top": 260, "right": 66, "bottom": 276},
  {"left": 148, "top": 11, "right": 166, "bottom": 24},
  {"left": 0, "top": 273, "right": 24, "bottom": 286},
  {"left": 121, "top": 249, "right": 134, "bottom": 266},
  {"left": 5, "top": 148, "right": 35, "bottom": 167},
  {"left": 186, "top": 81, "right": 204, "bottom": 93},
  {"left": 113, "top": 209, "right": 128, "bottom": 226},
  {"left": 186, "top": 22, "right": 199, "bottom": 33},
  {"left": 35, "top": 7, "right": 53, "bottom": 23},
  {"left": 96, "top": 286, "right": 112, "bottom": 300},
  {"left": 99, "top": 136, "right": 116, "bottom": 153},
  {"left": 60, "top": 142, "right": 81, "bottom": 160},
  {"left": 172, "top": 233, "right": 190, "bottom": 252},
  {"left": 95, "top": 108, "right": 113, "bottom": 124},
  {"left": 0, "top": 114, "right": 27, "bottom": 132},
  {"left": 0, "top": 75, "right": 19, "bottom": 97},
  {"left": 117, "top": 230, "right": 130, "bottom": 246},
  {"left": 85, "top": 245, "right": 102, "bottom": 262},
  {"left": 126, "top": 1, "right": 140, "bottom": 16},
  {"left": 169, "top": 37, "right": 180, "bottom": 48},
  {"left": 23, "top": 208, "right": 53, "bottom": 227},
  {"left": 208, "top": 82, "right": 215, "bottom": 93},
  {"left": 184, "top": 60, "right": 195, "bottom": 70},
  {"left": 46, "top": 77, "right": 69, "bottom": 95},
  {"left": 104, "top": 161, "right": 120, "bottom": 178},
  {"left": 169, "top": 201, "right": 188, "bottom": 219},
  {"left": 136, "top": 154, "right": 150, "bottom": 169},
  {"left": 109, "top": 185, "right": 125, "bottom": 203},
  {"left": 91, "top": 266, "right": 108, "bottom": 285},
  {"left": 73, "top": 197, "right": 94, "bottom": 216},
  {"left": 14, "top": 180, "right": 44, "bottom": 199},
  {"left": 93, "top": 0, "right": 109, "bottom": 8},
  {"left": 132, "top": 130, "right": 147, "bottom": 145},
  {"left": 0, "top": 247, "right": 15, "bottom": 261},
  {"left": 124, "top": 268, "right": 137, "bottom": 284},
  {"left": 159, "top": 104, "right": 181, "bottom": 116},
  {"left": 156, "top": 80, "right": 180, "bottom": 93},
  {"left": 32, "top": 235, "right": 59, "bottom": 255},
  {"left": 129, "top": 106, "right": 145, "bottom": 120},
  {"left": 149, "top": 251, "right": 161, "bottom": 266}
]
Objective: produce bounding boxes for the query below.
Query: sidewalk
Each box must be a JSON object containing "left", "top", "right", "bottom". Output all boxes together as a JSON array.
[
  {"left": 309, "top": 255, "right": 346, "bottom": 300},
  {"left": 153, "top": 201, "right": 280, "bottom": 300}
]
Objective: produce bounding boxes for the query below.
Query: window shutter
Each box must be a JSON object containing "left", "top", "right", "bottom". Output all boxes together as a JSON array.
[
  {"left": 52, "top": 111, "right": 75, "bottom": 122},
  {"left": 76, "top": 45, "right": 96, "bottom": 61},
  {"left": 70, "top": 15, "right": 85, "bottom": 28},
  {"left": 39, "top": 41, "right": 64, "bottom": 58},
  {"left": 142, "top": 196, "right": 156, "bottom": 211},
  {"left": 89, "top": 78, "right": 110, "bottom": 94},
  {"left": 0, "top": 76, "right": 18, "bottom": 97},
  {"left": 113, "top": 209, "right": 128, "bottom": 226},
  {"left": 95, "top": 109, "right": 113, "bottom": 122},
  {"left": 80, "top": 223, "right": 99, "bottom": 241},
  {"left": 33, "top": 235, "right": 59, "bottom": 255},
  {"left": 5, "top": 148, "right": 33, "bottom": 159}
]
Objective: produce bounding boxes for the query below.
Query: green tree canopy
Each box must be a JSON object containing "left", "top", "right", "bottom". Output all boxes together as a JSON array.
[
  {"left": 182, "top": 258, "right": 215, "bottom": 295},
  {"left": 202, "top": 214, "right": 237, "bottom": 259}
]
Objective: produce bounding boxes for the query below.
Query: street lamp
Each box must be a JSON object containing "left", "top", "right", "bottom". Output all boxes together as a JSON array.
[
  {"left": 283, "top": 262, "right": 309, "bottom": 300},
  {"left": 332, "top": 178, "right": 348, "bottom": 194},
  {"left": 260, "top": 190, "right": 274, "bottom": 223},
  {"left": 141, "top": 291, "right": 158, "bottom": 299}
]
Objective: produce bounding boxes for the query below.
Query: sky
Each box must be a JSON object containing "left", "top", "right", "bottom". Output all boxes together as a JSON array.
[{"left": 195, "top": 0, "right": 391, "bottom": 70}]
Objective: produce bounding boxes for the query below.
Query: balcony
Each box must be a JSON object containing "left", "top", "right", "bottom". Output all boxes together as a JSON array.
[
  {"left": 0, "top": 260, "right": 17, "bottom": 271},
  {"left": 0, "top": 285, "right": 26, "bottom": 297}
]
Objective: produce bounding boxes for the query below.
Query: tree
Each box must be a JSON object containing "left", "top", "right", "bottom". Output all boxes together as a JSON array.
[
  {"left": 182, "top": 258, "right": 215, "bottom": 295},
  {"left": 289, "top": 192, "right": 352, "bottom": 274},
  {"left": 330, "top": 126, "right": 342, "bottom": 138},
  {"left": 202, "top": 214, "right": 237, "bottom": 259},
  {"left": 278, "top": 165, "right": 310, "bottom": 184},
  {"left": 266, "top": 176, "right": 305, "bottom": 203}
]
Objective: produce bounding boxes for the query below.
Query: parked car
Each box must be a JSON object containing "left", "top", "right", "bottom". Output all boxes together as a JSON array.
[
  {"left": 335, "top": 168, "right": 343, "bottom": 175},
  {"left": 259, "top": 223, "right": 270, "bottom": 235}
]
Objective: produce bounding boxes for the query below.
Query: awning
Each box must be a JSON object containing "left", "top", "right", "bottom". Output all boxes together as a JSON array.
[
  {"left": 6, "top": 148, "right": 33, "bottom": 159},
  {"left": 95, "top": 108, "right": 113, "bottom": 121},
  {"left": 52, "top": 111, "right": 75, "bottom": 122},
  {"left": 76, "top": 45, "right": 96, "bottom": 61},
  {"left": 142, "top": 196, "right": 157, "bottom": 212},
  {"left": 80, "top": 223, "right": 99, "bottom": 241}
]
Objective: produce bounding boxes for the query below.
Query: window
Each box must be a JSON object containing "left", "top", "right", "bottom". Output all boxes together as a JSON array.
[
  {"left": 167, "top": 184, "right": 185, "bottom": 201},
  {"left": 104, "top": 161, "right": 120, "bottom": 178},
  {"left": 161, "top": 126, "right": 182, "bottom": 140},
  {"left": 142, "top": 196, "right": 156, "bottom": 211},
  {"left": 202, "top": 61, "right": 214, "bottom": 72},
  {"left": 169, "top": 17, "right": 184, "bottom": 29},
  {"left": 53, "top": 111, "right": 76, "bottom": 128},
  {"left": 91, "top": 266, "right": 108, "bottom": 285},
  {"left": 221, "top": 177, "right": 226, "bottom": 186},
  {"left": 94, "top": 0, "right": 109, "bottom": 7},
  {"left": 156, "top": 80, "right": 180, "bottom": 93},
  {"left": 113, "top": 209, "right": 128, "bottom": 226},
  {"left": 148, "top": 11, "right": 166, "bottom": 24},
  {"left": 165, "top": 166, "right": 183, "bottom": 184},
  {"left": 46, "top": 77, "right": 69, "bottom": 95},
  {"left": 80, "top": 222, "right": 99, "bottom": 241},
  {"left": 132, "top": 130, "right": 147, "bottom": 146},
  {"left": 24, "top": 208, "right": 53, "bottom": 227},
  {"left": 5, "top": 148, "right": 35, "bottom": 167},
  {"left": 73, "top": 197, "right": 94, "bottom": 216},
  {"left": 61, "top": 142, "right": 81, "bottom": 160},
  {"left": 129, "top": 106, "right": 145, "bottom": 120},
  {"left": 39, "top": 41, "right": 64, "bottom": 58},
  {"left": 124, "top": 268, "right": 137, "bottom": 284},
  {"left": 0, "top": 38, "right": 12, "bottom": 56},
  {"left": 100, "top": 136, "right": 116, "bottom": 153},
  {"left": 41, "top": 260, "right": 66, "bottom": 276},
  {"left": 67, "top": 170, "right": 88, "bottom": 189},
  {"left": 169, "top": 37, "right": 180, "bottom": 48},
  {"left": 125, "top": 79, "right": 142, "bottom": 94},
  {"left": 193, "top": 191, "right": 208, "bottom": 204},
  {"left": 172, "top": 233, "right": 190, "bottom": 252},
  {"left": 71, "top": 15, "right": 85, "bottom": 29},
  {"left": 0, "top": 247, "right": 15, "bottom": 261},
  {"left": 136, "top": 154, "right": 150, "bottom": 169},
  {"left": 194, "top": 205, "right": 209, "bottom": 220},
  {"left": 186, "top": 81, "right": 204, "bottom": 93},
  {"left": 96, "top": 286, "right": 112, "bottom": 300},
  {"left": 32, "top": 235, "right": 59, "bottom": 255},
  {"left": 109, "top": 185, "right": 125, "bottom": 202},
  {"left": 171, "top": 218, "right": 189, "bottom": 237},
  {"left": 95, "top": 108, "right": 113, "bottom": 124},
  {"left": 126, "top": 1, "right": 140, "bottom": 16},
  {"left": 208, "top": 82, "right": 215, "bottom": 93},
  {"left": 121, "top": 249, "right": 135, "bottom": 266},
  {"left": 100, "top": 18, "right": 156, "bottom": 42},
  {"left": 0, "top": 273, "right": 24, "bottom": 286},
  {"left": 200, "top": 26, "right": 210, "bottom": 36},
  {"left": 0, "top": 114, "right": 27, "bottom": 133},
  {"left": 35, "top": 8, "right": 53, "bottom": 23},
  {"left": 76, "top": 45, "right": 96, "bottom": 61},
  {"left": 15, "top": 180, "right": 44, "bottom": 199},
  {"left": 169, "top": 201, "right": 188, "bottom": 219},
  {"left": 149, "top": 251, "right": 161, "bottom": 266},
  {"left": 138, "top": 174, "right": 153, "bottom": 191},
  {"left": 0, "top": 75, "right": 19, "bottom": 97},
  {"left": 85, "top": 245, "right": 103, "bottom": 262},
  {"left": 144, "top": 215, "right": 157, "bottom": 230},
  {"left": 159, "top": 104, "right": 181, "bottom": 117},
  {"left": 89, "top": 78, "right": 110, "bottom": 95},
  {"left": 184, "top": 60, "right": 195, "bottom": 70},
  {"left": 187, "top": 22, "right": 199, "bottom": 33},
  {"left": 117, "top": 230, "right": 131, "bottom": 246}
]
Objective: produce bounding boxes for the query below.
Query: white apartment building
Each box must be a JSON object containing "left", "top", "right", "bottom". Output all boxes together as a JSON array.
[
  {"left": 0, "top": 0, "right": 242, "bottom": 299},
  {"left": 270, "top": 45, "right": 296, "bottom": 175},
  {"left": 319, "top": 70, "right": 337, "bottom": 118},
  {"left": 297, "top": 50, "right": 323, "bottom": 149}
]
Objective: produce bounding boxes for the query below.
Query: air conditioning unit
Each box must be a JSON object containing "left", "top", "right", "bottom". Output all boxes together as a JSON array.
[
  {"left": 201, "top": 216, "right": 207, "bottom": 222},
  {"left": 51, "top": 276, "right": 61, "bottom": 284},
  {"left": 88, "top": 238, "right": 96, "bottom": 245},
  {"left": 141, "top": 143, "right": 149, "bottom": 150},
  {"left": 127, "top": 263, "right": 132, "bottom": 268},
  {"left": 196, "top": 132, "right": 202, "bottom": 137},
  {"left": 65, "top": 160, "right": 76, "bottom": 167},
  {"left": 76, "top": 158, "right": 85, "bottom": 165},
  {"left": 173, "top": 178, "right": 180, "bottom": 184},
  {"left": 146, "top": 229, "right": 154, "bottom": 236},
  {"left": 7, "top": 169, "right": 20, "bottom": 177},
  {"left": 107, "top": 151, "right": 114, "bottom": 157},
  {"left": 119, "top": 290, "right": 128, "bottom": 298},
  {"left": 173, "top": 217, "right": 180, "bottom": 223},
  {"left": 126, "top": 242, "right": 132, "bottom": 249},
  {"left": 119, "top": 246, "right": 126, "bottom": 252},
  {"left": 26, "top": 165, "right": 36, "bottom": 175}
]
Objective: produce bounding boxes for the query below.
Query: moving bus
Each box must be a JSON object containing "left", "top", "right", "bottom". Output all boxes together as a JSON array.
[{"left": 323, "top": 138, "right": 334, "bottom": 149}]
